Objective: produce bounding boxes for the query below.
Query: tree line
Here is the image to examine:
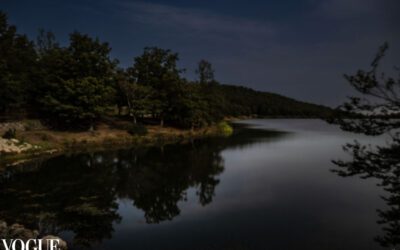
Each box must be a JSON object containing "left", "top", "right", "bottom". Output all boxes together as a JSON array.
[{"left": 0, "top": 11, "right": 333, "bottom": 130}]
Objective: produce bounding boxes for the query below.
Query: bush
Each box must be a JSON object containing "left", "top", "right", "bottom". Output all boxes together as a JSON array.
[
  {"left": 127, "top": 124, "right": 148, "bottom": 136},
  {"left": 2, "top": 128, "right": 16, "bottom": 139},
  {"left": 217, "top": 121, "right": 233, "bottom": 137},
  {"left": 40, "top": 133, "right": 50, "bottom": 141},
  {"left": 24, "top": 120, "right": 43, "bottom": 131}
]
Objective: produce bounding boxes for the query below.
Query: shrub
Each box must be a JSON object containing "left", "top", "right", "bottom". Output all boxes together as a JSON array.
[
  {"left": 24, "top": 120, "right": 43, "bottom": 131},
  {"left": 40, "top": 133, "right": 50, "bottom": 141},
  {"left": 2, "top": 128, "right": 16, "bottom": 139},
  {"left": 217, "top": 121, "right": 233, "bottom": 137},
  {"left": 127, "top": 124, "right": 148, "bottom": 136}
]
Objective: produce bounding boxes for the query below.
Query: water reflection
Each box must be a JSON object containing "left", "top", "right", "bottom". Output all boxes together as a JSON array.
[
  {"left": 0, "top": 124, "right": 287, "bottom": 248},
  {"left": 332, "top": 139, "right": 400, "bottom": 247}
]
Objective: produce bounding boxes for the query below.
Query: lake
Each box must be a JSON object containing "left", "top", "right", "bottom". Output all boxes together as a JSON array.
[{"left": 0, "top": 119, "right": 394, "bottom": 249}]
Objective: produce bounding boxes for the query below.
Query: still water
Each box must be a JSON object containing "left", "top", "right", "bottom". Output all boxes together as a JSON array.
[{"left": 0, "top": 119, "right": 395, "bottom": 249}]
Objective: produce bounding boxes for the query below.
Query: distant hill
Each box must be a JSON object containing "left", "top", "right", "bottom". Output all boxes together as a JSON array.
[{"left": 217, "top": 84, "right": 334, "bottom": 118}]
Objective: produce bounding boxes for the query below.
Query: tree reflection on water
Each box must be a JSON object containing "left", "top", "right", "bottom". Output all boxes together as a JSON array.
[
  {"left": 332, "top": 139, "right": 400, "bottom": 248},
  {"left": 0, "top": 125, "right": 285, "bottom": 248}
]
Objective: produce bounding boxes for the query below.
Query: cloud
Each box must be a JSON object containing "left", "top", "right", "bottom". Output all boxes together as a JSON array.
[
  {"left": 116, "top": 1, "right": 275, "bottom": 41},
  {"left": 109, "top": 0, "right": 399, "bottom": 106}
]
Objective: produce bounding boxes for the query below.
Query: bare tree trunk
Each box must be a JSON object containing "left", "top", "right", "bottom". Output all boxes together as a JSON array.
[
  {"left": 117, "top": 105, "right": 122, "bottom": 116},
  {"left": 89, "top": 118, "right": 95, "bottom": 134},
  {"left": 126, "top": 97, "right": 136, "bottom": 124}
]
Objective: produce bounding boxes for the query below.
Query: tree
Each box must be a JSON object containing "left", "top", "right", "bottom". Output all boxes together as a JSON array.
[
  {"left": 115, "top": 69, "right": 152, "bottom": 123},
  {"left": 331, "top": 43, "right": 400, "bottom": 248},
  {"left": 67, "top": 32, "right": 118, "bottom": 80},
  {"left": 0, "top": 12, "right": 37, "bottom": 117},
  {"left": 41, "top": 77, "right": 115, "bottom": 130},
  {"left": 39, "top": 32, "right": 117, "bottom": 130},
  {"left": 36, "top": 29, "right": 58, "bottom": 55},
  {"left": 332, "top": 42, "right": 400, "bottom": 135},
  {"left": 196, "top": 59, "right": 215, "bottom": 85},
  {"left": 114, "top": 70, "right": 128, "bottom": 116},
  {"left": 128, "top": 47, "right": 185, "bottom": 126},
  {"left": 172, "top": 83, "right": 210, "bottom": 129}
]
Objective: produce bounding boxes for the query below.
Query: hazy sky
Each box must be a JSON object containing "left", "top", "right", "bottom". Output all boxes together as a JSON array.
[{"left": 2, "top": 0, "right": 399, "bottom": 106}]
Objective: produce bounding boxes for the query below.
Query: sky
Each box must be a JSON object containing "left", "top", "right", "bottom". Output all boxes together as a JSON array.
[{"left": 2, "top": 0, "right": 400, "bottom": 106}]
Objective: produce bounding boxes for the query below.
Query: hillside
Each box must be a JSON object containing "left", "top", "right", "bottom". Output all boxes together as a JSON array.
[{"left": 216, "top": 84, "right": 334, "bottom": 118}]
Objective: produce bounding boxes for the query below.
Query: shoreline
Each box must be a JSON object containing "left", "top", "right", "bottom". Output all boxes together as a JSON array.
[
  {"left": 0, "top": 121, "right": 228, "bottom": 168},
  {"left": 0, "top": 117, "right": 328, "bottom": 167}
]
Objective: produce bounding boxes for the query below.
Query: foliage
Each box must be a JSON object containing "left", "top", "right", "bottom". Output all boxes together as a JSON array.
[
  {"left": 217, "top": 121, "right": 233, "bottom": 137},
  {"left": 36, "top": 29, "right": 58, "bottom": 54},
  {"left": 0, "top": 11, "right": 333, "bottom": 130},
  {"left": 41, "top": 77, "right": 115, "bottom": 130},
  {"left": 0, "top": 12, "right": 37, "bottom": 116},
  {"left": 128, "top": 47, "right": 185, "bottom": 126},
  {"left": 196, "top": 59, "right": 215, "bottom": 85},
  {"left": 178, "top": 83, "right": 211, "bottom": 128},
  {"left": 38, "top": 32, "right": 117, "bottom": 130},
  {"left": 2, "top": 128, "right": 16, "bottom": 139},
  {"left": 216, "top": 84, "right": 334, "bottom": 118},
  {"left": 23, "top": 120, "right": 42, "bottom": 131},
  {"left": 126, "top": 123, "right": 148, "bottom": 136},
  {"left": 115, "top": 69, "right": 152, "bottom": 123},
  {"left": 331, "top": 43, "right": 400, "bottom": 248}
]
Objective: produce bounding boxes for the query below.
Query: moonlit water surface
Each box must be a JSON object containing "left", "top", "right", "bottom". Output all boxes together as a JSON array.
[{"left": 0, "top": 120, "right": 391, "bottom": 250}]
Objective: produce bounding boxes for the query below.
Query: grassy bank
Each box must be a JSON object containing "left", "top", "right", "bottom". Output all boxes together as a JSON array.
[{"left": 0, "top": 120, "right": 232, "bottom": 167}]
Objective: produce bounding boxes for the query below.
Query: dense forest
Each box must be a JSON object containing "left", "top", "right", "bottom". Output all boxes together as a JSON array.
[{"left": 0, "top": 11, "right": 333, "bottom": 130}]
